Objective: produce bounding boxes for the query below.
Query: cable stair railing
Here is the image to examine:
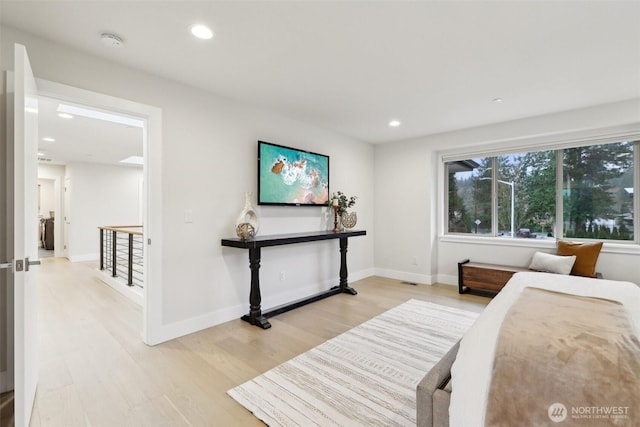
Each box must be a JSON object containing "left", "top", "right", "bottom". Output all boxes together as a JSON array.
[{"left": 98, "top": 225, "right": 144, "bottom": 288}]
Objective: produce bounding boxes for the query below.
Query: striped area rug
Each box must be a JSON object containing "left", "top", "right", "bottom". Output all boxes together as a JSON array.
[{"left": 227, "top": 299, "right": 479, "bottom": 426}]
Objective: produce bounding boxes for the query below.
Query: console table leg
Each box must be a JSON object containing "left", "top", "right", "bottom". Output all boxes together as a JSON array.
[
  {"left": 241, "top": 247, "right": 271, "bottom": 329},
  {"left": 335, "top": 237, "right": 357, "bottom": 295}
]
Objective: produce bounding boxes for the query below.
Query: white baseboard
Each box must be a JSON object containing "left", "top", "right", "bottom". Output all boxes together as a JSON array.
[
  {"left": 437, "top": 274, "right": 458, "bottom": 287},
  {"left": 150, "top": 268, "right": 374, "bottom": 345},
  {"left": 374, "top": 268, "right": 434, "bottom": 285},
  {"left": 96, "top": 270, "right": 143, "bottom": 306},
  {"left": 69, "top": 253, "right": 99, "bottom": 262},
  {"left": 350, "top": 268, "right": 376, "bottom": 282}
]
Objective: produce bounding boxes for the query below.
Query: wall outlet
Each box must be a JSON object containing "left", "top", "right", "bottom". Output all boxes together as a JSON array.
[
  {"left": 184, "top": 209, "right": 193, "bottom": 223},
  {"left": 279, "top": 271, "right": 286, "bottom": 281},
  {"left": 412, "top": 256, "right": 418, "bottom": 265}
]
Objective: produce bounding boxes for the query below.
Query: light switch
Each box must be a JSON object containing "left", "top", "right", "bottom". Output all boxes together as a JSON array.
[{"left": 184, "top": 209, "right": 193, "bottom": 223}]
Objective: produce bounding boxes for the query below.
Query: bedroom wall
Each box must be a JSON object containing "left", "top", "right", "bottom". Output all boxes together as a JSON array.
[
  {"left": 0, "top": 26, "right": 375, "bottom": 342},
  {"left": 375, "top": 99, "right": 640, "bottom": 285}
]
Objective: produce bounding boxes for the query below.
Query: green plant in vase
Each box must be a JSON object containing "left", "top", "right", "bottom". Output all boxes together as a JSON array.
[
  {"left": 329, "top": 191, "right": 357, "bottom": 214},
  {"left": 329, "top": 191, "right": 358, "bottom": 230}
]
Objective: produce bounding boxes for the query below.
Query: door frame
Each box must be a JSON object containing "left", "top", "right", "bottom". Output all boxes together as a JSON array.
[{"left": 36, "top": 79, "right": 163, "bottom": 345}]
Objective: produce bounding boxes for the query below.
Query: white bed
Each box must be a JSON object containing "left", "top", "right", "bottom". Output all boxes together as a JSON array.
[{"left": 449, "top": 271, "right": 640, "bottom": 426}]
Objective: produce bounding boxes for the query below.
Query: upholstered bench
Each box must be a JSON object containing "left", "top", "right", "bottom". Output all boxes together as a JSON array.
[{"left": 416, "top": 341, "right": 460, "bottom": 427}]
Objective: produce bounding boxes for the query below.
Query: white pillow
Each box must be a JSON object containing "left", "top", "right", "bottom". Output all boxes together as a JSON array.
[{"left": 528, "top": 251, "right": 576, "bottom": 275}]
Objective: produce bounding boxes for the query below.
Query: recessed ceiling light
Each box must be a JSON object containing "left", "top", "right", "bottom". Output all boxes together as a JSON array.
[
  {"left": 101, "top": 33, "right": 123, "bottom": 48},
  {"left": 58, "top": 113, "right": 73, "bottom": 119},
  {"left": 492, "top": 98, "right": 503, "bottom": 103},
  {"left": 37, "top": 151, "right": 44, "bottom": 156},
  {"left": 42, "top": 137, "right": 55, "bottom": 142},
  {"left": 190, "top": 24, "right": 214, "bottom": 40},
  {"left": 120, "top": 156, "right": 144, "bottom": 165},
  {"left": 389, "top": 120, "right": 401, "bottom": 127}
]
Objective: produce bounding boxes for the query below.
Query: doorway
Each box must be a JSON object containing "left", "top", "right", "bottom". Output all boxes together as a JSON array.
[
  {"left": 37, "top": 95, "right": 144, "bottom": 264},
  {"left": 35, "top": 78, "right": 163, "bottom": 346}
]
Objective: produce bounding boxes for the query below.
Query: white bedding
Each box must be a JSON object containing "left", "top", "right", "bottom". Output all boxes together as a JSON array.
[{"left": 449, "top": 271, "right": 640, "bottom": 427}]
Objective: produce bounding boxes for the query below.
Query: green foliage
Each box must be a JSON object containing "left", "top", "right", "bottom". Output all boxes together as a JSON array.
[
  {"left": 563, "top": 142, "right": 633, "bottom": 237},
  {"left": 329, "top": 191, "right": 357, "bottom": 215},
  {"left": 447, "top": 141, "right": 634, "bottom": 241},
  {"left": 448, "top": 172, "right": 472, "bottom": 232}
]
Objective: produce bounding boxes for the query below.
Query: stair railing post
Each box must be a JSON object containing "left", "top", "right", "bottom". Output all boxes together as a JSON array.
[
  {"left": 128, "top": 233, "right": 134, "bottom": 286},
  {"left": 99, "top": 228, "right": 104, "bottom": 270},
  {"left": 112, "top": 230, "right": 118, "bottom": 278}
]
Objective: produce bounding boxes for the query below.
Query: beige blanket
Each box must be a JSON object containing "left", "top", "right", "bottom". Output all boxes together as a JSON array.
[{"left": 485, "top": 287, "right": 640, "bottom": 426}]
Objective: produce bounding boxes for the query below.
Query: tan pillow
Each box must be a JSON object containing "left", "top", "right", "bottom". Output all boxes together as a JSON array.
[{"left": 556, "top": 240, "right": 603, "bottom": 278}]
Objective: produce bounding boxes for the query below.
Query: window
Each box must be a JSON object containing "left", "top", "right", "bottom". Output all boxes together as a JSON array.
[
  {"left": 446, "top": 140, "right": 637, "bottom": 242},
  {"left": 562, "top": 142, "right": 634, "bottom": 240},
  {"left": 447, "top": 158, "right": 492, "bottom": 235}
]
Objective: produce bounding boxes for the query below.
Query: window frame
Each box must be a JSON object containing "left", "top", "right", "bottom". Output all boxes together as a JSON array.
[{"left": 439, "top": 126, "right": 640, "bottom": 251}]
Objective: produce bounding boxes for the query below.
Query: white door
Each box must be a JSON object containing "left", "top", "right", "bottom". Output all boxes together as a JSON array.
[{"left": 6, "top": 43, "right": 40, "bottom": 427}]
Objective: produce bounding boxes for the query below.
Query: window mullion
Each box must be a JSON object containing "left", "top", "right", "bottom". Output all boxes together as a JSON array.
[
  {"left": 491, "top": 157, "right": 499, "bottom": 236},
  {"left": 556, "top": 149, "right": 564, "bottom": 239},
  {"left": 635, "top": 141, "right": 640, "bottom": 244}
]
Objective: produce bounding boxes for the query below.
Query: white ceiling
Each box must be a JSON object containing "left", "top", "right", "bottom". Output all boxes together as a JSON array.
[
  {"left": 37, "top": 96, "right": 143, "bottom": 167},
  {"left": 2, "top": 1, "right": 640, "bottom": 158}
]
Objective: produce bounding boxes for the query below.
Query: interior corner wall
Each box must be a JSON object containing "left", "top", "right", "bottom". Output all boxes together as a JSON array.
[
  {"left": 374, "top": 99, "right": 640, "bottom": 286},
  {"left": 65, "top": 162, "right": 142, "bottom": 262},
  {"left": 0, "top": 26, "right": 375, "bottom": 342},
  {"left": 373, "top": 139, "right": 434, "bottom": 285}
]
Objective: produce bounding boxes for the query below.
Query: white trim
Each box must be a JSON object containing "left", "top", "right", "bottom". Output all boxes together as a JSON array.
[
  {"left": 153, "top": 269, "right": 375, "bottom": 344},
  {"left": 374, "top": 268, "right": 433, "bottom": 285},
  {"left": 35, "top": 78, "right": 162, "bottom": 346},
  {"left": 154, "top": 303, "right": 247, "bottom": 344},
  {"left": 439, "top": 234, "right": 640, "bottom": 255},
  {"left": 438, "top": 124, "right": 640, "bottom": 248},
  {"left": 95, "top": 270, "right": 143, "bottom": 306},
  {"left": 440, "top": 234, "right": 557, "bottom": 249},
  {"left": 440, "top": 123, "right": 640, "bottom": 162},
  {"left": 436, "top": 274, "right": 458, "bottom": 287}
]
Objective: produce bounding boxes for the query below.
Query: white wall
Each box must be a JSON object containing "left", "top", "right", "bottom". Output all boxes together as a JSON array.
[
  {"left": 0, "top": 26, "right": 375, "bottom": 342},
  {"left": 375, "top": 100, "right": 640, "bottom": 286},
  {"left": 64, "top": 163, "right": 142, "bottom": 261},
  {"left": 37, "top": 179, "right": 54, "bottom": 218}
]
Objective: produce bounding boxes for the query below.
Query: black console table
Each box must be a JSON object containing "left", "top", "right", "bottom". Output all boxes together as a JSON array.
[{"left": 221, "top": 230, "right": 366, "bottom": 329}]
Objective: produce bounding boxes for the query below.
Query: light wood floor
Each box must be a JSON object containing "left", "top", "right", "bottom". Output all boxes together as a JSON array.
[{"left": 29, "top": 257, "right": 489, "bottom": 426}]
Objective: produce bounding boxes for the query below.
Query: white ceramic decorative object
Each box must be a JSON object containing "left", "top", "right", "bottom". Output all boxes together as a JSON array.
[
  {"left": 235, "top": 192, "right": 259, "bottom": 239},
  {"left": 341, "top": 211, "right": 357, "bottom": 229}
]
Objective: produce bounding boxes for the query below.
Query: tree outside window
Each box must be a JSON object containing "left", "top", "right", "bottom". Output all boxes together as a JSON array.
[
  {"left": 563, "top": 142, "right": 634, "bottom": 240},
  {"left": 446, "top": 140, "right": 636, "bottom": 242}
]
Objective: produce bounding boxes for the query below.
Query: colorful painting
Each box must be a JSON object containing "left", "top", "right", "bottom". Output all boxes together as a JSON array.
[{"left": 258, "top": 141, "right": 329, "bottom": 206}]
